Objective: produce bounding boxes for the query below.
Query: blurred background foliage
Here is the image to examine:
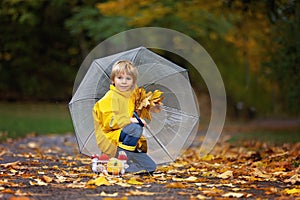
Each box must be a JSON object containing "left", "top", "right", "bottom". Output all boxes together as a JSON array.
[{"left": 0, "top": 0, "right": 299, "bottom": 118}]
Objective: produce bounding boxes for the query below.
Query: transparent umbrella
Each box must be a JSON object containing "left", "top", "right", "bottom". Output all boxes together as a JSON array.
[{"left": 69, "top": 46, "right": 200, "bottom": 165}]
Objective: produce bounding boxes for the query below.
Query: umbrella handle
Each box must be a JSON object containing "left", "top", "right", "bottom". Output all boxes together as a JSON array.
[{"left": 133, "top": 112, "right": 144, "bottom": 127}]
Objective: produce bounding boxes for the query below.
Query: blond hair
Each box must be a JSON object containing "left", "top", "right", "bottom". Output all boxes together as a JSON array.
[{"left": 110, "top": 60, "right": 138, "bottom": 85}]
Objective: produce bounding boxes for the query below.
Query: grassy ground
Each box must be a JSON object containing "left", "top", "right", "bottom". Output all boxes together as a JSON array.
[
  {"left": 227, "top": 130, "right": 300, "bottom": 145},
  {"left": 1, "top": 102, "right": 299, "bottom": 144},
  {"left": 223, "top": 118, "right": 300, "bottom": 144},
  {"left": 0, "top": 102, "right": 73, "bottom": 140}
]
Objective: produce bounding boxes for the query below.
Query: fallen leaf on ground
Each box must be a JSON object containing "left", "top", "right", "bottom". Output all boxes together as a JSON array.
[
  {"left": 29, "top": 178, "right": 47, "bottom": 186},
  {"left": 41, "top": 175, "right": 53, "bottom": 183},
  {"left": 0, "top": 161, "right": 20, "bottom": 168},
  {"left": 201, "top": 154, "right": 214, "bottom": 161},
  {"left": 284, "top": 174, "right": 300, "bottom": 184},
  {"left": 222, "top": 192, "right": 245, "bottom": 198},
  {"left": 284, "top": 188, "right": 300, "bottom": 195},
  {"left": 9, "top": 196, "right": 31, "bottom": 200},
  {"left": 86, "top": 176, "right": 110, "bottom": 186},
  {"left": 127, "top": 177, "right": 143, "bottom": 185},
  {"left": 126, "top": 189, "right": 155, "bottom": 196},
  {"left": 217, "top": 170, "right": 233, "bottom": 179},
  {"left": 85, "top": 191, "right": 118, "bottom": 197}
]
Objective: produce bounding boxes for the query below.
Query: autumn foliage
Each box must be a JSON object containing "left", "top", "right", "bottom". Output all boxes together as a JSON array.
[
  {"left": 0, "top": 132, "right": 299, "bottom": 199},
  {"left": 134, "top": 87, "right": 164, "bottom": 120}
]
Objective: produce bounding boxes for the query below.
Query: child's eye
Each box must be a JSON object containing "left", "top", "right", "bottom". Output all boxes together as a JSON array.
[{"left": 126, "top": 77, "right": 132, "bottom": 81}]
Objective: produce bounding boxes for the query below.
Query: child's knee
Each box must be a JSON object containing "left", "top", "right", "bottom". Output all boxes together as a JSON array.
[
  {"left": 131, "top": 123, "right": 143, "bottom": 137},
  {"left": 122, "top": 123, "right": 143, "bottom": 138}
]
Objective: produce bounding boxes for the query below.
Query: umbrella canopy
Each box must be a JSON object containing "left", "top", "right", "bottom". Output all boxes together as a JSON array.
[{"left": 69, "top": 46, "right": 199, "bottom": 165}]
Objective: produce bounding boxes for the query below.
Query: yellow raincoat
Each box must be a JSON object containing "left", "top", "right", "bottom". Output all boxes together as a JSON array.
[{"left": 93, "top": 85, "right": 147, "bottom": 157}]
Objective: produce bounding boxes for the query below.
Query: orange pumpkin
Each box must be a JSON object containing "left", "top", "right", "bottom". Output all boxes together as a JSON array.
[{"left": 107, "top": 158, "right": 123, "bottom": 175}]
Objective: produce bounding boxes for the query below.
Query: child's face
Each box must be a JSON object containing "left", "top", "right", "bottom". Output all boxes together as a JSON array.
[{"left": 113, "top": 72, "right": 134, "bottom": 92}]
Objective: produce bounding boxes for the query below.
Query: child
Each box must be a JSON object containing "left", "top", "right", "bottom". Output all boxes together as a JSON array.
[{"left": 92, "top": 60, "right": 156, "bottom": 174}]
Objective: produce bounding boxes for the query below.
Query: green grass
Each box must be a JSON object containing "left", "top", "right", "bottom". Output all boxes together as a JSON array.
[
  {"left": 0, "top": 102, "right": 74, "bottom": 140},
  {"left": 1, "top": 102, "right": 299, "bottom": 146},
  {"left": 228, "top": 130, "right": 300, "bottom": 145}
]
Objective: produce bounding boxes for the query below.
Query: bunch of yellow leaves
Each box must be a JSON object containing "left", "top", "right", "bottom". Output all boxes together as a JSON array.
[{"left": 134, "top": 87, "right": 164, "bottom": 120}]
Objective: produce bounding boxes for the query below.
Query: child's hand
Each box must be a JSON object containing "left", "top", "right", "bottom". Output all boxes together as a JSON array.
[{"left": 130, "top": 117, "right": 147, "bottom": 126}]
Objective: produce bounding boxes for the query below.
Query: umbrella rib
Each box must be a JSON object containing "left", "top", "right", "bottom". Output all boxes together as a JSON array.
[
  {"left": 143, "top": 69, "right": 187, "bottom": 88},
  {"left": 132, "top": 47, "right": 141, "bottom": 61},
  {"left": 79, "top": 130, "right": 95, "bottom": 155},
  {"left": 145, "top": 126, "right": 176, "bottom": 162},
  {"left": 94, "top": 61, "right": 110, "bottom": 79},
  {"left": 69, "top": 97, "right": 100, "bottom": 105},
  {"left": 163, "top": 105, "right": 199, "bottom": 119},
  {"left": 149, "top": 105, "right": 199, "bottom": 163}
]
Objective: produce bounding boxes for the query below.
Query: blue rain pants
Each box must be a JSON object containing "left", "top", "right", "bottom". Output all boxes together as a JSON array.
[{"left": 118, "top": 123, "right": 156, "bottom": 173}]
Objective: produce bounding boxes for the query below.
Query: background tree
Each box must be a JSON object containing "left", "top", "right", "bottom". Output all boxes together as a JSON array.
[
  {"left": 0, "top": 0, "right": 80, "bottom": 101},
  {"left": 96, "top": 0, "right": 299, "bottom": 117},
  {"left": 0, "top": 0, "right": 298, "bottom": 117},
  {"left": 96, "top": 0, "right": 273, "bottom": 116},
  {"left": 264, "top": 0, "right": 299, "bottom": 114}
]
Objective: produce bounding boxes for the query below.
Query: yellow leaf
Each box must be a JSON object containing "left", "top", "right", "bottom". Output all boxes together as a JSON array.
[
  {"left": 218, "top": 170, "right": 233, "bottom": 179},
  {"left": 201, "top": 154, "right": 214, "bottom": 161},
  {"left": 273, "top": 167, "right": 286, "bottom": 172},
  {"left": 172, "top": 176, "right": 198, "bottom": 182},
  {"left": 94, "top": 176, "right": 110, "bottom": 186},
  {"left": 10, "top": 169, "right": 18, "bottom": 174},
  {"left": 185, "top": 176, "right": 199, "bottom": 182},
  {"left": 127, "top": 189, "right": 155, "bottom": 196},
  {"left": 135, "top": 87, "right": 163, "bottom": 120},
  {"left": 284, "top": 188, "right": 300, "bottom": 195},
  {"left": 188, "top": 167, "right": 197, "bottom": 172},
  {"left": 152, "top": 90, "right": 163, "bottom": 99},
  {"left": 127, "top": 177, "right": 143, "bottom": 185},
  {"left": 195, "top": 194, "right": 207, "bottom": 199},
  {"left": 86, "top": 179, "right": 95, "bottom": 185}
]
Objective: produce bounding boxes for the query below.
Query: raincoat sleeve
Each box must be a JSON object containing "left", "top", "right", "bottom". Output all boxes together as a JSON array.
[
  {"left": 96, "top": 96, "right": 131, "bottom": 131},
  {"left": 103, "top": 92, "right": 132, "bottom": 130},
  {"left": 92, "top": 104, "right": 117, "bottom": 157}
]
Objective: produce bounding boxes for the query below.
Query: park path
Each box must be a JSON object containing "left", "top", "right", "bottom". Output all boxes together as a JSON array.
[{"left": 0, "top": 120, "right": 300, "bottom": 200}]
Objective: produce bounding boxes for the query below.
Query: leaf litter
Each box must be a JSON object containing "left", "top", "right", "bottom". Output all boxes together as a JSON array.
[{"left": 0, "top": 132, "right": 299, "bottom": 200}]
